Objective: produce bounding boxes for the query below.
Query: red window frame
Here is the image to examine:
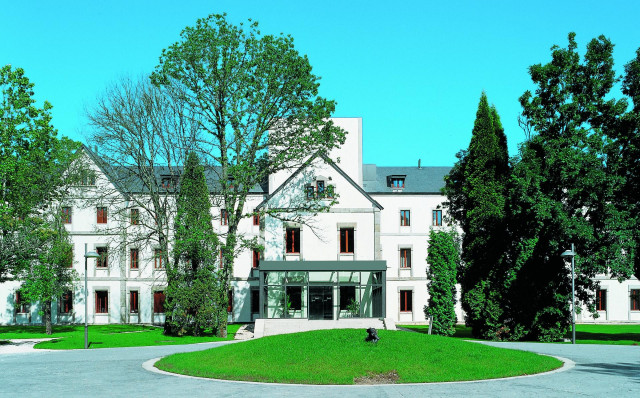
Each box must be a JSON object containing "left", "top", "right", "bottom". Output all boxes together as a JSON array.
[
  {"left": 400, "top": 210, "right": 410, "bottom": 226},
  {"left": 221, "top": 209, "right": 229, "bottom": 225},
  {"left": 252, "top": 250, "right": 260, "bottom": 269},
  {"left": 15, "top": 291, "right": 30, "bottom": 314},
  {"left": 285, "top": 228, "right": 301, "bottom": 254},
  {"left": 96, "top": 247, "right": 108, "bottom": 268},
  {"left": 400, "top": 248, "right": 412, "bottom": 268},
  {"left": 227, "top": 289, "right": 234, "bottom": 313},
  {"left": 154, "top": 249, "right": 163, "bottom": 269},
  {"left": 392, "top": 178, "right": 405, "bottom": 189},
  {"left": 59, "top": 291, "right": 73, "bottom": 314},
  {"left": 61, "top": 207, "right": 72, "bottom": 224},
  {"left": 400, "top": 290, "right": 412, "bottom": 312},
  {"left": 433, "top": 210, "right": 443, "bottom": 226},
  {"left": 130, "top": 208, "right": 139, "bottom": 225},
  {"left": 153, "top": 291, "right": 165, "bottom": 313},
  {"left": 631, "top": 289, "right": 640, "bottom": 311},
  {"left": 340, "top": 228, "right": 354, "bottom": 254},
  {"left": 130, "top": 291, "right": 139, "bottom": 313},
  {"left": 130, "top": 248, "right": 139, "bottom": 269},
  {"left": 596, "top": 289, "right": 607, "bottom": 311},
  {"left": 95, "top": 291, "right": 108, "bottom": 314},
  {"left": 253, "top": 213, "right": 260, "bottom": 226},
  {"left": 316, "top": 180, "right": 325, "bottom": 197},
  {"left": 97, "top": 207, "right": 107, "bottom": 224}
]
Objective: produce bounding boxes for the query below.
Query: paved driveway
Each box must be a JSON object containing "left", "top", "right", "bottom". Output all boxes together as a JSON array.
[{"left": 0, "top": 341, "right": 638, "bottom": 397}]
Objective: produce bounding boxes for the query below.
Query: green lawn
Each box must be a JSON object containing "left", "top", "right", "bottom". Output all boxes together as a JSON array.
[
  {"left": 400, "top": 324, "right": 640, "bottom": 345},
  {"left": 0, "top": 324, "right": 240, "bottom": 349},
  {"left": 155, "top": 329, "right": 561, "bottom": 384}
]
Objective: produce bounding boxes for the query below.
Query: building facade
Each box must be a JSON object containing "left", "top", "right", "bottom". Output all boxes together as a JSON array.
[{"left": 1, "top": 118, "right": 638, "bottom": 326}]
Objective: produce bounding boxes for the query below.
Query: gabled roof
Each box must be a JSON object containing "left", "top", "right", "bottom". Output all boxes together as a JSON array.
[
  {"left": 362, "top": 164, "right": 451, "bottom": 194},
  {"left": 256, "top": 152, "right": 383, "bottom": 210}
]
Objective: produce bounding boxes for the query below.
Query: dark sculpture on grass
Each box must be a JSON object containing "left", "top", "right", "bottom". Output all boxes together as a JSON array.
[{"left": 365, "top": 327, "right": 379, "bottom": 343}]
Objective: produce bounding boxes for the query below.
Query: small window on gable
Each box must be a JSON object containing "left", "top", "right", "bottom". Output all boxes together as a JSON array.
[
  {"left": 305, "top": 185, "right": 315, "bottom": 200},
  {"left": 80, "top": 170, "right": 96, "bottom": 186},
  {"left": 316, "top": 180, "right": 325, "bottom": 198},
  {"left": 326, "top": 184, "right": 335, "bottom": 198},
  {"left": 388, "top": 175, "right": 406, "bottom": 189}
]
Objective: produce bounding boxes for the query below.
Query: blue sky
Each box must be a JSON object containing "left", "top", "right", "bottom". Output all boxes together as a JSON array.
[{"left": 2, "top": 1, "right": 639, "bottom": 166}]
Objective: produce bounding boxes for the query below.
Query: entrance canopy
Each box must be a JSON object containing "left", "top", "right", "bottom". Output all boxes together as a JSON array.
[{"left": 258, "top": 261, "right": 387, "bottom": 320}]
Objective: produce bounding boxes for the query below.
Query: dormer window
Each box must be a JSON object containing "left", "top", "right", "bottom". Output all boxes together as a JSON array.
[
  {"left": 388, "top": 175, "right": 406, "bottom": 189},
  {"left": 161, "top": 175, "right": 178, "bottom": 189},
  {"left": 316, "top": 180, "right": 325, "bottom": 197},
  {"left": 305, "top": 185, "right": 315, "bottom": 200}
]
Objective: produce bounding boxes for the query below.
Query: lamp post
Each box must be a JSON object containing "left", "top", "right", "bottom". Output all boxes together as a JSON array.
[
  {"left": 84, "top": 244, "right": 100, "bottom": 349},
  {"left": 561, "top": 243, "right": 576, "bottom": 345}
]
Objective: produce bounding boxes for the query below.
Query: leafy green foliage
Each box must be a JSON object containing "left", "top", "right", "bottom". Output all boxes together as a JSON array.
[
  {"left": 510, "top": 33, "right": 635, "bottom": 341},
  {"left": 424, "top": 229, "right": 459, "bottom": 336},
  {"left": 444, "top": 92, "right": 511, "bottom": 339},
  {"left": 151, "top": 14, "right": 346, "bottom": 336},
  {"left": 167, "top": 152, "right": 223, "bottom": 336},
  {"left": 0, "top": 65, "right": 79, "bottom": 283},
  {"left": 156, "top": 329, "right": 561, "bottom": 384}
]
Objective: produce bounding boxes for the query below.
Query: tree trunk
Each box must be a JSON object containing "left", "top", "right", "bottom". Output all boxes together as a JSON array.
[{"left": 44, "top": 299, "right": 52, "bottom": 335}]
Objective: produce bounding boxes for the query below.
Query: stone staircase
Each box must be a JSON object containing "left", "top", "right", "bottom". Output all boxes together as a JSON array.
[{"left": 253, "top": 317, "right": 396, "bottom": 338}]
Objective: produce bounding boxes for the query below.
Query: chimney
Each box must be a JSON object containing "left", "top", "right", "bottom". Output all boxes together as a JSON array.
[{"left": 418, "top": 159, "right": 422, "bottom": 169}]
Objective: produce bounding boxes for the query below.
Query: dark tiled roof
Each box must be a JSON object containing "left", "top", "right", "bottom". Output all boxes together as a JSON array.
[{"left": 362, "top": 164, "right": 451, "bottom": 194}]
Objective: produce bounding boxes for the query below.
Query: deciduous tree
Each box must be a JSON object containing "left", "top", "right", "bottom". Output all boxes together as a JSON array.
[{"left": 151, "top": 14, "right": 346, "bottom": 336}]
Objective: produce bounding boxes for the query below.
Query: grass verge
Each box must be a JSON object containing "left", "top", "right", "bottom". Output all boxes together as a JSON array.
[
  {"left": 155, "top": 329, "right": 562, "bottom": 384},
  {"left": 400, "top": 324, "right": 640, "bottom": 345},
  {"left": 0, "top": 324, "right": 240, "bottom": 349}
]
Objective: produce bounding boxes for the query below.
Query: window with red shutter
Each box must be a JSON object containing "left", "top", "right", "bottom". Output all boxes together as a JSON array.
[
  {"left": 97, "top": 207, "right": 107, "bottom": 224},
  {"left": 400, "top": 290, "right": 412, "bottom": 312},
  {"left": 153, "top": 291, "right": 165, "bottom": 313},
  {"left": 130, "top": 291, "right": 139, "bottom": 313}
]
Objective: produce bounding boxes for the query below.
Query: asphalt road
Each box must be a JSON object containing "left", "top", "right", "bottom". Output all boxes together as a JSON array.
[{"left": 1, "top": 340, "right": 638, "bottom": 397}]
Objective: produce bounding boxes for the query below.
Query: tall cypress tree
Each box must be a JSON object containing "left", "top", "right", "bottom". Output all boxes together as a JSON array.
[
  {"left": 444, "top": 92, "right": 511, "bottom": 339},
  {"left": 167, "top": 152, "right": 222, "bottom": 336}
]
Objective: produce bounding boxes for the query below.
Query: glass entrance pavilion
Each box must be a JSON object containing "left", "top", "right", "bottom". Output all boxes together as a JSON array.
[{"left": 258, "top": 261, "right": 386, "bottom": 320}]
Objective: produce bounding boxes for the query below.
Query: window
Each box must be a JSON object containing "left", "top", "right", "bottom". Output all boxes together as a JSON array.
[
  {"left": 97, "top": 207, "right": 107, "bottom": 224},
  {"left": 400, "top": 290, "right": 412, "bottom": 312},
  {"left": 130, "top": 249, "right": 139, "bottom": 270},
  {"left": 154, "top": 249, "right": 164, "bottom": 269},
  {"left": 316, "top": 181, "right": 325, "bottom": 198},
  {"left": 80, "top": 170, "right": 96, "bottom": 186},
  {"left": 153, "top": 291, "right": 165, "bottom": 313},
  {"left": 391, "top": 177, "right": 405, "bottom": 189},
  {"left": 325, "top": 185, "right": 335, "bottom": 198},
  {"left": 15, "top": 291, "right": 30, "bottom": 314},
  {"left": 221, "top": 209, "right": 229, "bottom": 225},
  {"left": 251, "top": 289, "right": 260, "bottom": 313},
  {"left": 252, "top": 250, "right": 260, "bottom": 269},
  {"left": 61, "top": 207, "right": 71, "bottom": 224},
  {"left": 305, "top": 185, "right": 315, "bottom": 200},
  {"left": 631, "top": 289, "right": 640, "bottom": 311},
  {"left": 130, "top": 208, "right": 140, "bottom": 225},
  {"left": 596, "top": 289, "right": 607, "bottom": 311},
  {"left": 130, "top": 291, "right": 139, "bottom": 314},
  {"left": 285, "top": 228, "right": 301, "bottom": 254},
  {"left": 227, "top": 289, "right": 234, "bottom": 313},
  {"left": 161, "top": 176, "right": 178, "bottom": 189},
  {"left": 253, "top": 212, "right": 260, "bottom": 226},
  {"left": 95, "top": 291, "right": 108, "bottom": 314},
  {"left": 340, "top": 286, "right": 356, "bottom": 311},
  {"left": 340, "top": 227, "right": 354, "bottom": 254},
  {"left": 96, "top": 247, "right": 108, "bottom": 268},
  {"left": 400, "top": 210, "right": 410, "bottom": 226},
  {"left": 400, "top": 248, "right": 412, "bottom": 268},
  {"left": 286, "top": 286, "right": 302, "bottom": 311},
  {"left": 432, "top": 210, "right": 443, "bottom": 226},
  {"left": 59, "top": 291, "right": 73, "bottom": 314}
]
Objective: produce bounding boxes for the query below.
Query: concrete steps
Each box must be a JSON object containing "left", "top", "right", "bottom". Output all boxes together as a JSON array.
[{"left": 254, "top": 317, "right": 395, "bottom": 338}]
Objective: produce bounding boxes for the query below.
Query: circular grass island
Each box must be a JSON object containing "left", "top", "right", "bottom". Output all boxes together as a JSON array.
[{"left": 155, "top": 329, "right": 563, "bottom": 385}]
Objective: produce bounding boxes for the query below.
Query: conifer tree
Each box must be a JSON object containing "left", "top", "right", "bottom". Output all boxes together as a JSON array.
[
  {"left": 444, "top": 92, "right": 511, "bottom": 339},
  {"left": 167, "top": 152, "right": 222, "bottom": 336},
  {"left": 425, "top": 229, "right": 459, "bottom": 336}
]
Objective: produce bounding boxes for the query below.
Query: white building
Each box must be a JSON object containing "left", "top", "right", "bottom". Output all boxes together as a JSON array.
[{"left": 1, "top": 118, "right": 638, "bottom": 326}]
